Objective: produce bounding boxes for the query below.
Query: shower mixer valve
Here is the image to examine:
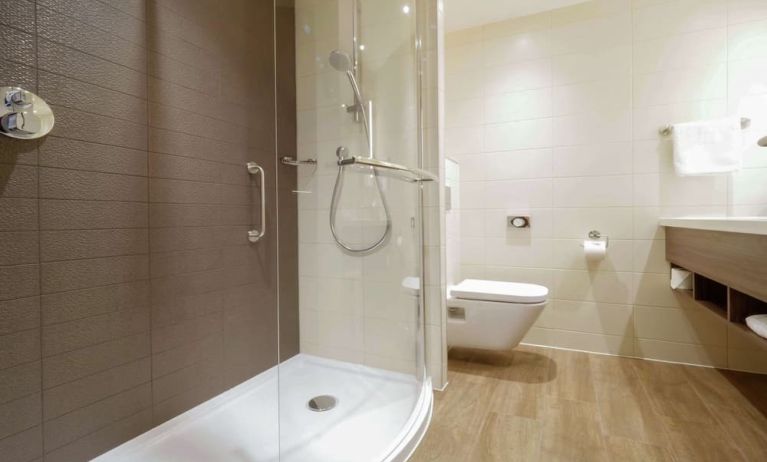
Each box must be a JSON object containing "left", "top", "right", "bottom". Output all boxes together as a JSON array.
[{"left": 0, "top": 86, "right": 55, "bottom": 140}]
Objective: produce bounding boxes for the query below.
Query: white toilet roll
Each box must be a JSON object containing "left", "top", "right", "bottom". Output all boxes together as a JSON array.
[
  {"left": 670, "top": 268, "right": 692, "bottom": 290},
  {"left": 583, "top": 240, "right": 607, "bottom": 260}
]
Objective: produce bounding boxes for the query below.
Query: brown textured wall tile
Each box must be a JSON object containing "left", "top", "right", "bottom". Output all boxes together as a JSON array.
[
  {"left": 40, "top": 229, "right": 148, "bottom": 262},
  {"left": 0, "top": 297, "right": 39, "bottom": 336},
  {"left": 149, "top": 178, "right": 221, "bottom": 205},
  {"left": 0, "top": 361, "right": 40, "bottom": 404},
  {"left": 152, "top": 355, "right": 223, "bottom": 404},
  {"left": 41, "top": 255, "right": 149, "bottom": 294},
  {"left": 0, "top": 139, "right": 38, "bottom": 166},
  {"left": 48, "top": 106, "right": 148, "bottom": 151},
  {"left": 36, "top": 0, "right": 145, "bottom": 46},
  {"left": 0, "top": 60, "right": 36, "bottom": 92},
  {"left": 36, "top": 6, "right": 146, "bottom": 71},
  {"left": 39, "top": 72, "right": 148, "bottom": 122},
  {"left": 0, "top": 0, "right": 35, "bottom": 33},
  {"left": 40, "top": 199, "right": 148, "bottom": 230},
  {"left": 43, "top": 357, "right": 150, "bottom": 420},
  {"left": 43, "top": 333, "right": 150, "bottom": 389},
  {"left": 0, "top": 198, "right": 38, "bottom": 231},
  {"left": 152, "top": 333, "right": 223, "bottom": 379},
  {"left": 148, "top": 203, "right": 220, "bottom": 228},
  {"left": 149, "top": 103, "right": 247, "bottom": 144},
  {"left": 0, "top": 1, "right": 294, "bottom": 458},
  {"left": 148, "top": 153, "right": 221, "bottom": 183},
  {"left": 0, "top": 424, "right": 42, "bottom": 462},
  {"left": 0, "top": 393, "right": 41, "bottom": 440},
  {"left": 0, "top": 26, "right": 35, "bottom": 66},
  {"left": 218, "top": 206, "right": 251, "bottom": 227},
  {"left": 42, "top": 307, "right": 149, "bottom": 357},
  {"left": 150, "top": 290, "right": 223, "bottom": 329},
  {"left": 38, "top": 40, "right": 146, "bottom": 97},
  {"left": 42, "top": 281, "right": 149, "bottom": 326},
  {"left": 43, "top": 383, "right": 151, "bottom": 451},
  {"left": 0, "top": 232, "right": 39, "bottom": 266},
  {"left": 101, "top": 0, "right": 146, "bottom": 19},
  {"left": 0, "top": 164, "right": 37, "bottom": 198},
  {"left": 152, "top": 379, "right": 221, "bottom": 426},
  {"left": 0, "top": 264, "right": 39, "bottom": 301},
  {"left": 147, "top": 52, "right": 220, "bottom": 97},
  {"left": 149, "top": 248, "right": 223, "bottom": 278},
  {"left": 149, "top": 127, "right": 247, "bottom": 163},
  {"left": 39, "top": 137, "right": 147, "bottom": 176},
  {"left": 149, "top": 226, "right": 222, "bottom": 253},
  {"left": 0, "top": 329, "right": 40, "bottom": 370},
  {"left": 43, "top": 408, "right": 152, "bottom": 462},
  {"left": 151, "top": 310, "right": 223, "bottom": 354},
  {"left": 148, "top": 77, "right": 246, "bottom": 124}
]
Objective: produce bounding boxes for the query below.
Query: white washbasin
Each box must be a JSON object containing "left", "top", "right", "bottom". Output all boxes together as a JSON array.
[{"left": 659, "top": 217, "right": 767, "bottom": 236}]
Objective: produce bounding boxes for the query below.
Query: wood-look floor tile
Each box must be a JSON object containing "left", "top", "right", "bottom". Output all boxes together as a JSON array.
[
  {"left": 604, "top": 436, "right": 674, "bottom": 462},
  {"left": 466, "top": 412, "right": 542, "bottom": 462},
  {"left": 545, "top": 349, "right": 596, "bottom": 403},
  {"left": 594, "top": 379, "right": 669, "bottom": 447},
  {"left": 632, "top": 360, "right": 717, "bottom": 425},
  {"left": 540, "top": 398, "right": 607, "bottom": 462},
  {"left": 411, "top": 346, "right": 767, "bottom": 462},
  {"left": 664, "top": 418, "right": 747, "bottom": 462},
  {"left": 713, "top": 406, "right": 767, "bottom": 461}
]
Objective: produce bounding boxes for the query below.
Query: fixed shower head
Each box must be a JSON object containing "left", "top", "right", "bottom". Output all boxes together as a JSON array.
[{"left": 328, "top": 50, "right": 353, "bottom": 72}]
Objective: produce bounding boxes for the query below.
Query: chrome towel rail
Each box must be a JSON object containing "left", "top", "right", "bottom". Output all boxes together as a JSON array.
[
  {"left": 246, "top": 161, "right": 266, "bottom": 243},
  {"left": 659, "top": 117, "right": 750, "bottom": 136},
  {"left": 337, "top": 156, "right": 437, "bottom": 182}
]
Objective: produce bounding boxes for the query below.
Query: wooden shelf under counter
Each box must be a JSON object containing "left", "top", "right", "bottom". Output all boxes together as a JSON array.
[{"left": 665, "top": 226, "right": 767, "bottom": 344}]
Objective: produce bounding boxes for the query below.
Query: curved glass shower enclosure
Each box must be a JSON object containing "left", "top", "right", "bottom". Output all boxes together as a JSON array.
[
  {"left": 281, "top": 0, "right": 432, "bottom": 460},
  {"left": 0, "top": 0, "right": 432, "bottom": 461}
]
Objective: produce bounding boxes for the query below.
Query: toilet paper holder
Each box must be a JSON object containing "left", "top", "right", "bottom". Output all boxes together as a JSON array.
[{"left": 582, "top": 230, "right": 609, "bottom": 248}]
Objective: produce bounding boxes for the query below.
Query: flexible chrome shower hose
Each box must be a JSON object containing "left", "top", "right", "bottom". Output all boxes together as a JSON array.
[{"left": 329, "top": 70, "right": 392, "bottom": 254}]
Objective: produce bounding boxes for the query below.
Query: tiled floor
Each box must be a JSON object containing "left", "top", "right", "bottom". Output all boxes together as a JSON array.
[{"left": 411, "top": 345, "right": 767, "bottom": 462}]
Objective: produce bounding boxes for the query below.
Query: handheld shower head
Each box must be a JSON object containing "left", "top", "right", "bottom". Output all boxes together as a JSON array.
[{"left": 328, "top": 50, "right": 353, "bottom": 73}]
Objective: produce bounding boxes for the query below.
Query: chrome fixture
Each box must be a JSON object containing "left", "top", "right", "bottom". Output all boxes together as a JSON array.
[
  {"left": 307, "top": 395, "right": 337, "bottom": 412},
  {"left": 507, "top": 216, "right": 530, "bottom": 228},
  {"left": 246, "top": 161, "right": 266, "bottom": 243},
  {"left": 0, "top": 87, "right": 54, "bottom": 139},
  {"left": 328, "top": 47, "right": 392, "bottom": 255},
  {"left": 659, "top": 117, "right": 750, "bottom": 136},
  {"left": 329, "top": 50, "right": 374, "bottom": 156},
  {"left": 280, "top": 156, "right": 317, "bottom": 166},
  {"left": 336, "top": 155, "right": 437, "bottom": 182},
  {"left": 583, "top": 229, "right": 609, "bottom": 248}
]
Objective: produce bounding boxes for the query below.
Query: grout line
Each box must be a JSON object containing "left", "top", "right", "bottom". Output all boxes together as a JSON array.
[{"left": 31, "top": 0, "right": 46, "bottom": 456}]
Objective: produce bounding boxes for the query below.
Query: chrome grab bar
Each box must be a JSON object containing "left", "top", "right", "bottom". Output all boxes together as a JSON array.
[
  {"left": 246, "top": 161, "right": 266, "bottom": 243},
  {"left": 337, "top": 156, "right": 437, "bottom": 182}
]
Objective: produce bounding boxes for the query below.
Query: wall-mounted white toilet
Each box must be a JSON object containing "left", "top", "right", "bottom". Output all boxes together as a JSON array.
[{"left": 447, "top": 279, "right": 548, "bottom": 351}]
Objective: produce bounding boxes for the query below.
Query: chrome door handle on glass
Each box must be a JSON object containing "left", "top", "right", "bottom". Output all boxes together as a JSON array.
[
  {"left": 0, "top": 87, "right": 55, "bottom": 139},
  {"left": 247, "top": 161, "right": 266, "bottom": 243}
]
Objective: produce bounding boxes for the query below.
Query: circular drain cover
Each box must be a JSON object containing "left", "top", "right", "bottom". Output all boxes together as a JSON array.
[{"left": 307, "top": 395, "right": 337, "bottom": 412}]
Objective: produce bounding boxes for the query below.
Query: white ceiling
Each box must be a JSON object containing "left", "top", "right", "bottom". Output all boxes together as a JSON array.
[{"left": 444, "top": 0, "right": 588, "bottom": 31}]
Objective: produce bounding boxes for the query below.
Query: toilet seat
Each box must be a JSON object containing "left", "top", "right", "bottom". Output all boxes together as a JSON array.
[{"left": 451, "top": 279, "right": 548, "bottom": 304}]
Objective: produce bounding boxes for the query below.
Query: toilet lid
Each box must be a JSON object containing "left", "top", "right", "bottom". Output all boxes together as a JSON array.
[{"left": 451, "top": 279, "right": 548, "bottom": 304}]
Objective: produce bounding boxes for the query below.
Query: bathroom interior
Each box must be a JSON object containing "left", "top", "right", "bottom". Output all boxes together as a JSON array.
[{"left": 1, "top": 0, "right": 767, "bottom": 461}]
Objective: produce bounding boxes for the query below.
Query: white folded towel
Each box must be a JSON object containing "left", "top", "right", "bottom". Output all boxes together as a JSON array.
[
  {"left": 746, "top": 314, "right": 767, "bottom": 340},
  {"left": 672, "top": 116, "right": 743, "bottom": 176}
]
